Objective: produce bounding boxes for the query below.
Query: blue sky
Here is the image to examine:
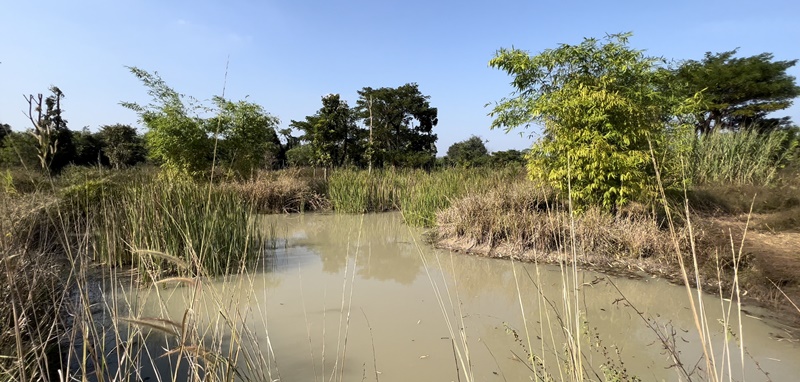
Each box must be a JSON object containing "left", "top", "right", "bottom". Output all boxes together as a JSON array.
[{"left": 1, "top": 0, "right": 798, "bottom": 153}]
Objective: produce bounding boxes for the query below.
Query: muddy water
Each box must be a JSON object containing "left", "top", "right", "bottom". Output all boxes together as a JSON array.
[{"left": 131, "top": 213, "right": 799, "bottom": 381}]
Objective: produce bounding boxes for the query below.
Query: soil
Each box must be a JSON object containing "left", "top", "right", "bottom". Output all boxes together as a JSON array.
[{"left": 700, "top": 213, "right": 800, "bottom": 331}]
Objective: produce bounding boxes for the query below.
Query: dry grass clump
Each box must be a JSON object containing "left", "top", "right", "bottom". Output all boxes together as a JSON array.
[
  {"left": 225, "top": 169, "right": 328, "bottom": 213},
  {"left": 434, "top": 181, "right": 675, "bottom": 264},
  {"left": 0, "top": 193, "right": 67, "bottom": 380}
]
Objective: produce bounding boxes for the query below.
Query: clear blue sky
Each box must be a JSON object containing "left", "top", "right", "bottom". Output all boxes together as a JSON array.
[{"left": 1, "top": 0, "right": 798, "bottom": 153}]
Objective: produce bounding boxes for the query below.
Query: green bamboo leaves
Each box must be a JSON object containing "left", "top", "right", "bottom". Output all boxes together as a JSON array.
[{"left": 490, "top": 33, "right": 694, "bottom": 212}]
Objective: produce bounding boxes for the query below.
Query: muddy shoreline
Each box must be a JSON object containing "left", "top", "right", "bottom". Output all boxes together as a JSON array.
[{"left": 431, "top": 235, "right": 800, "bottom": 340}]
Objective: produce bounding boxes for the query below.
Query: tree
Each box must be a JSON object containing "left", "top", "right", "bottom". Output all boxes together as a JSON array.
[
  {"left": 122, "top": 67, "right": 213, "bottom": 175},
  {"left": 446, "top": 136, "right": 489, "bottom": 167},
  {"left": 97, "top": 124, "right": 145, "bottom": 169},
  {"left": 23, "top": 86, "right": 76, "bottom": 173},
  {"left": 0, "top": 123, "right": 11, "bottom": 143},
  {"left": 290, "top": 94, "right": 362, "bottom": 167},
  {"left": 673, "top": 50, "right": 800, "bottom": 134},
  {"left": 72, "top": 127, "right": 106, "bottom": 166},
  {"left": 355, "top": 84, "right": 438, "bottom": 168},
  {"left": 213, "top": 97, "right": 282, "bottom": 176},
  {"left": 489, "top": 33, "right": 689, "bottom": 211},
  {"left": 286, "top": 144, "right": 314, "bottom": 167},
  {"left": 490, "top": 149, "right": 527, "bottom": 168},
  {"left": 0, "top": 132, "right": 39, "bottom": 168}
]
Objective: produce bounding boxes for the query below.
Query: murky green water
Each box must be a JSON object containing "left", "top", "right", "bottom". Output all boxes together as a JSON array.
[{"left": 129, "top": 212, "right": 799, "bottom": 381}]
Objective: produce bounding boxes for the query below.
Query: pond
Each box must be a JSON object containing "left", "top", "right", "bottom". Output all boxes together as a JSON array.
[{"left": 127, "top": 212, "right": 799, "bottom": 381}]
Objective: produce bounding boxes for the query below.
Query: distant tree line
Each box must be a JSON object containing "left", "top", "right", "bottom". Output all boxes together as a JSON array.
[
  {"left": 1, "top": 45, "right": 797, "bottom": 180},
  {"left": 0, "top": 86, "right": 147, "bottom": 173}
]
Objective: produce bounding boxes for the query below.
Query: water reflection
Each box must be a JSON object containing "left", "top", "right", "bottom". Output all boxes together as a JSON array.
[
  {"left": 125, "top": 212, "right": 800, "bottom": 382},
  {"left": 259, "top": 213, "right": 423, "bottom": 285}
]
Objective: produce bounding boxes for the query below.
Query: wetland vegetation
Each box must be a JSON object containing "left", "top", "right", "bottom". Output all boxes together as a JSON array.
[{"left": 1, "top": 33, "right": 800, "bottom": 381}]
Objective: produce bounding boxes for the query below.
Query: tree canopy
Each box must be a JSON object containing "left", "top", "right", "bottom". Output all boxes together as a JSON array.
[
  {"left": 356, "top": 84, "right": 438, "bottom": 168},
  {"left": 290, "top": 94, "right": 361, "bottom": 167},
  {"left": 122, "top": 67, "right": 212, "bottom": 175},
  {"left": 673, "top": 50, "right": 800, "bottom": 134},
  {"left": 97, "top": 124, "right": 145, "bottom": 169},
  {"left": 446, "top": 136, "right": 489, "bottom": 167},
  {"left": 23, "top": 86, "right": 76, "bottom": 173},
  {"left": 490, "top": 33, "right": 691, "bottom": 211},
  {"left": 213, "top": 97, "right": 282, "bottom": 176},
  {"left": 122, "top": 67, "right": 282, "bottom": 177}
]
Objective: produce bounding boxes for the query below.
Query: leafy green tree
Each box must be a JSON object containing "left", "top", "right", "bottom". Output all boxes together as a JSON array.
[
  {"left": 278, "top": 127, "right": 300, "bottom": 165},
  {"left": 122, "top": 67, "right": 213, "bottom": 175},
  {"left": 72, "top": 127, "right": 106, "bottom": 166},
  {"left": 97, "top": 124, "right": 145, "bottom": 169},
  {"left": 290, "top": 94, "right": 362, "bottom": 167},
  {"left": 286, "top": 144, "right": 314, "bottom": 167},
  {"left": 490, "top": 149, "right": 527, "bottom": 168},
  {"left": 355, "top": 84, "right": 438, "bottom": 168},
  {"left": 212, "top": 97, "right": 282, "bottom": 176},
  {"left": 673, "top": 50, "right": 800, "bottom": 134},
  {"left": 0, "top": 132, "right": 39, "bottom": 168},
  {"left": 446, "top": 136, "right": 489, "bottom": 167},
  {"left": 489, "top": 33, "right": 690, "bottom": 211}
]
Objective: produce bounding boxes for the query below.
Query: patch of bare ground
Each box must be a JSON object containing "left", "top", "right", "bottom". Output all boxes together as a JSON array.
[{"left": 696, "top": 213, "right": 800, "bottom": 331}]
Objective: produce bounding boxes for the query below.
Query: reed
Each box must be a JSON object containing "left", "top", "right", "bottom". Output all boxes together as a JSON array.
[
  {"left": 688, "top": 129, "right": 796, "bottom": 186},
  {"left": 328, "top": 167, "right": 524, "bottom": 227},
  {"left": 56, "top": 174, "right": 265, "bottom": 276}
]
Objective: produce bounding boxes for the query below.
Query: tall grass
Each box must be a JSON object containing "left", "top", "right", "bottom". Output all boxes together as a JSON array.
[
  {"left": 327, "top": 168, "right": 403, "bottom": 213},
  {"left": 329, "top": 167, "right": 525, "bottom": 227},
  {"left": 224, "top": 169, "right": 328, "bottom": 214},
  {"left": 1, "top": 168, "right": 275, "bottom": 381},
  {"left": 689, "top": 129, "right": 797, "bottom": 186},
  {"left": 59, "top": 173, "right": 266, "bottom": 276}
]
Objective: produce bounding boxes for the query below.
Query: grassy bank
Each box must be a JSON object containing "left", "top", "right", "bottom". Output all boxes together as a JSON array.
[
  {"left": 328, "top": 166, "right": 525, "bottom": 226},
  {"left": 0, "top": 167, "right": 270, "bottom": 380},
  {"left": 430, "top": 130, "right": 800, "bottom": 327}
]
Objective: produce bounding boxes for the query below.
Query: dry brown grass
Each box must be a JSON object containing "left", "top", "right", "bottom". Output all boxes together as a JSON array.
[
  {"left": 0, "top": 193, "right": 68, "bottom": 380},
  {"left": 433, "top": 181, "right": 675, "bottom": 265},
  {"left": 433, "top": 178, "right": 800, "bottom": 332},
  {"left": 223, "top": 169, "right": 328, "bottom": 213}
]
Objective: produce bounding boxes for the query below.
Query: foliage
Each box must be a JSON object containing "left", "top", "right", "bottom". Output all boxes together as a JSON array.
[
  {"left": 0, "top": 132, "right": 39, "bottom": 169},
  {"left": 355, "top": 84, "right": 439, "bottom": 168},
  {"left": 212, "top": 97, "right": 282, "bottom": 176},
  {"left": 446, "top": 135, "right": 490, "bottom": 167},
  {"left": 489, "top": 33, "right": 692, "bottom": 211},
  {"left": 122, "top": 67, "right": 213, "bottom": 176},
  {"left": 97, "top": 124, "right": 145, "bottom": 169},
  {"left": 673, "top": 49, "right": 800, "bottom": 134},
  {"left": 0, "top": 123, "right": 10, "bottom": 143},
  {"left": 490, "top": 149, "right": 527, "bottom": 168},
  {"left": 290, "top": 94, "right": 362, "bottom": 167},
  {"left": 285, "top": 144, "right": 314, "bottom": 167},
  {"left": 71, "top": 127, "right": 106, "bottom": 166},
  {"left": 688, "top": 129, "right": 797, "bottom": 186}
]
